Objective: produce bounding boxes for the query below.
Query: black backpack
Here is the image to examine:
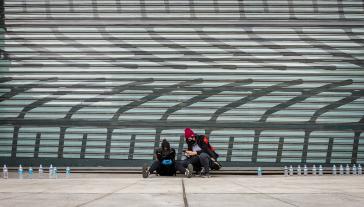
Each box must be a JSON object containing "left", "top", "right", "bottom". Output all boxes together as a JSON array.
[{"left": 158, "top": 159, "right": 176, "bottom": 176}]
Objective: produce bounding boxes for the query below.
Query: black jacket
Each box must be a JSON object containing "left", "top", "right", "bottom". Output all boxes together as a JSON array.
[
  {"left": 187, "top": 134, "right": 218, "bottom": 159},
  {"left": 156, "top": 148, "right": 176, "bottom": 162}
]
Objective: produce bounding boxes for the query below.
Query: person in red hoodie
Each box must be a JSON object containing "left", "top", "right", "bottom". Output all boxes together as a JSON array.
[{"left": 182, "top": 128, "right": 221, "bottom": 177}]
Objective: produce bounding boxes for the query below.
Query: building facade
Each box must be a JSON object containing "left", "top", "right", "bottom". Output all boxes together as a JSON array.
[{"left": 0, "top": 0, "right": 363, "bottom": 167}]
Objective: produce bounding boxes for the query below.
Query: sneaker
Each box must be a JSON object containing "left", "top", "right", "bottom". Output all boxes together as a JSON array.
[
  {"left": 199, "top": 168, "right": 205, "bottom": 177},
  {"left": 199, "top": 168, "right": 210, "bottom": 178},
  {"left": 142, "top": 164, "right": 150, "bottom": 178},
  {"left": 185, "top": 164, "right": 193, "bottom": 178},
  {"left": 201, "top": 173, "right": 211, "bottom": 178}
]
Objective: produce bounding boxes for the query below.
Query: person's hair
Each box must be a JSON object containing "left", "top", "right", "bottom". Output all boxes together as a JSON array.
[{"left": 161, "top": 139, "right": 170, "bottom": 151}]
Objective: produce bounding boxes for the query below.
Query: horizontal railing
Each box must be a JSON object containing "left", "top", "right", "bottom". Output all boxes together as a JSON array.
[{"left": 0, "top": 0, "right": 363, "bottom": 167}]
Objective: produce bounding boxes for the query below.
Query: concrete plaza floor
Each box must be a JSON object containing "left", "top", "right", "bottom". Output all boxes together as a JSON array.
[{"left": 1, "top": 173, "right": 364, "bottom": 207}]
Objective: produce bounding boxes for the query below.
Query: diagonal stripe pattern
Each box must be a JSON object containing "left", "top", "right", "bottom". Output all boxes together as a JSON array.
[{"left": 0, "top": 0, "right": 363, "bottom": 166}]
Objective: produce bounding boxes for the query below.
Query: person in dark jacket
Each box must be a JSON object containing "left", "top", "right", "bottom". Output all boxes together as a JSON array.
[
  {"left": 182, "top": 128, "right": 220, "bottom": 177},
  {"left": 142, "top": 139, "right": 193, "bottom": 178}
]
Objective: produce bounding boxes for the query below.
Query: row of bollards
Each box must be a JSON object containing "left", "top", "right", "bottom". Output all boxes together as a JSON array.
[
  {"left": 4, "top": 163, "right": 362, "bottom": 178},
  {"left": 256, "top": 164, "right": 362, "bottom": 176},
  {"left": 283, "top": 164, "right": 362, "bottom": 176},
  {"left": 2, "top": 164, "right": 71, "bottom": 179}
]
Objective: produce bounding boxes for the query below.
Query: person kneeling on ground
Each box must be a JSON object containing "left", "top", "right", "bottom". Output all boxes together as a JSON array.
[
  {"left": 142, "top": 139, "right": 193, "bottom": 178},
  {"left": 182, "top": 128, "right": 221, "bottom": 178}
]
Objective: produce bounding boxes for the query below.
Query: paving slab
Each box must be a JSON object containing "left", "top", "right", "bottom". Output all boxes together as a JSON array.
[
  {"left": 82, "top": 193, "right": 184, "bottom": 207},
  {"left": 269, "top": 193, "right": 364, "bottom": 207},
  {"left": 1, "top": 174, "right": 364, "bottom": 207},
  {"left": 116, "top": 178, "right": 183, "bottom": 194},
  {"left": 184, "top": 177, "right": 256, "bottom": 194},
  {"left": 187, "top": 194, "right": 294, "bottom": 207},
  {"left": 0, "top": 192, "right": 97, "bottom": 207}
]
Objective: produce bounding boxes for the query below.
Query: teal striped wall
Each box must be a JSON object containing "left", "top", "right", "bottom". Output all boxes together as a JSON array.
[{"left": 0, "top": 0, "right": 363, "bottom": 167}]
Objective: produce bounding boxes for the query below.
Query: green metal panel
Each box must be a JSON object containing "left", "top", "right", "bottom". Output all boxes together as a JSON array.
[{"left": 0, "top": 0, "right": 363, "bottom": 167}]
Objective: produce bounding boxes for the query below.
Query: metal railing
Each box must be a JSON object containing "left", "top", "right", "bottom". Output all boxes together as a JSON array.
[{"left": 0, "top": 0, "right": 363, "bottom": 167}]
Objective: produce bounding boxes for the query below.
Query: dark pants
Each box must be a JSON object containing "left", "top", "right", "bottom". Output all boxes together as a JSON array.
[
  {"left": 149, "top": 160, "right": 187, "bottom": 175},
  {"left": 181, "top": 152, "right": 211, "bottom": 174}
]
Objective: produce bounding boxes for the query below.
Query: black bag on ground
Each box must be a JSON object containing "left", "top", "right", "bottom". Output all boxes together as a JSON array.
[
  {"left": 210, "top": 160, "right": 222, "bottom": 171},
  {"left": 158, "top": 160, "right": 176, "bottom": 176}
]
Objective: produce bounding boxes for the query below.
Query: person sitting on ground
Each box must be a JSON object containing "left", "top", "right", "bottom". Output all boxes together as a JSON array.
[
  {"left": 182, "top": 128, "right": 221, "bottom": 178},
  {"left": 142, "top": 139, "right": 193, "bottom": 178}
]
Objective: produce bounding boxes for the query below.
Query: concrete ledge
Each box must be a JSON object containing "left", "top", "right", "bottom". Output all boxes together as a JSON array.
[{"left": 4, "top": 166, "right": 343, "bottom": 175}]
